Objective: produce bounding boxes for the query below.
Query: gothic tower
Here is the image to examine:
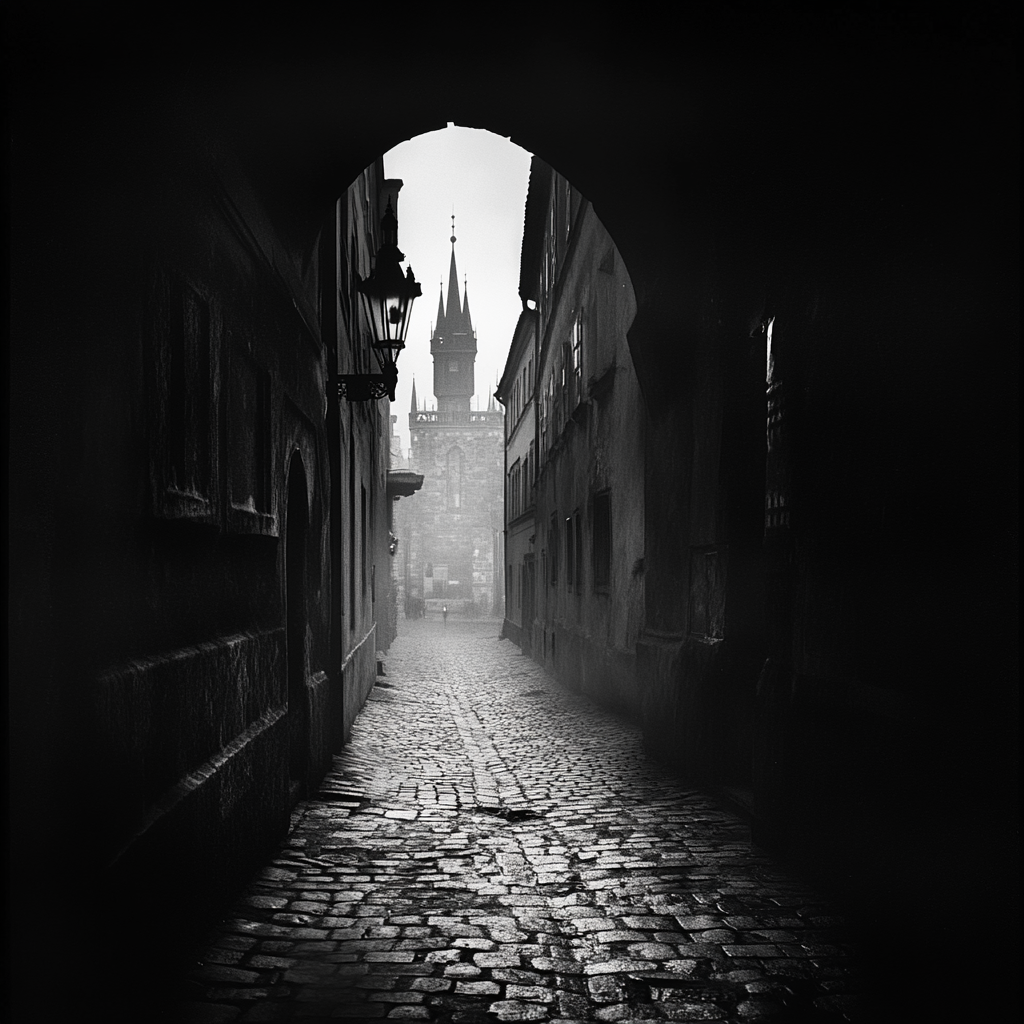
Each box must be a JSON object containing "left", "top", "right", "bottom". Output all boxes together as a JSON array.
[
  {"left": 394, "top": 216, "right": 505, "bottom": 618},
  {"left": 430, "top": 218, "right": 477, "bottom": 416}
]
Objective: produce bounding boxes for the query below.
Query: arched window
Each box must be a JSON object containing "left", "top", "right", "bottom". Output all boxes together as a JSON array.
[{"left": 446, "top": 446, "right": 464, "bottom": 510}]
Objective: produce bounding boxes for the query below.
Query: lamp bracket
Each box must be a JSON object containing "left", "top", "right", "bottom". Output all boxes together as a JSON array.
[{"left": 337, "top": 374, "right": 396, "bottom": 402}]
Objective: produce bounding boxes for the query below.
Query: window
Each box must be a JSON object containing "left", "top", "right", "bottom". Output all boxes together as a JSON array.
[
  {"left": 508, "top": 459, "right": 521, "bottom": 521},
  {"left": 349, "top": 433, "right": 355, "bottom": 625},
  {"left": 565, "top": 516, "right": 574, "bottom": 589},
  {"left": 434, "top": 563, "right": 449, "bottom": 597},
  {"left": 168, "top": 279, "right": 211, "bottom": 494},
  {"left": 560, "top": 347, "right": 569, "bottom": 427},
  {"left": 227, "top": 347, "right": 274, "bottom": 532},
  {"left": 689, "top": 546, "right": 727, "bottom": 639},
  {"left": 447, "top": 447, "right": 464, "bottom": 510},
  {"left": 592, "top": 491, "right": 611, "bottom": 591},
  {"left": 361, "top": 484, "right": 367, "bottom": 596},
  {"left": 549, "top": 514, "right": 558, "bottom": 584},
  {"left": 547, "top": 201, "right": 557, "bottom": 295},
  {"left": 572, "top": 312, "right": 584, "bottom": 407},
  {"left": 540, "top": 376, "right": 551, "bottom": 459},
  {"left": 574, "top": 511, "right": 583, "bottom": 593},
  {"left": 150, "top": 268, "right": 219, "bottom": 522}
]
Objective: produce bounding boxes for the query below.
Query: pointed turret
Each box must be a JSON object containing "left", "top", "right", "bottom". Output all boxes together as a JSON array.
[
  {"left": 410, "top": 378, "right": 418, "bottom": 414},
  {"left": 435, "top": 285, "right": 445, "bottom": 331},
  {"left": 461, "top": 277, "right": 473, "bottom": 331}
]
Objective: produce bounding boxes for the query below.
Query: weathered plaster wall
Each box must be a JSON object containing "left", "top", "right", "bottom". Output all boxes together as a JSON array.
[{"left": 533, "top": 194, "right": 644, "bottom": 718}]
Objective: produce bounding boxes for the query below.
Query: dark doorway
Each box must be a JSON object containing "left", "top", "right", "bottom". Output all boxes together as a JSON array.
[
  {"left": 286, "top": 452, "right": 309, "bottom": 801},
  {"left": 522, "top": 554, "right": 535, "bottom": 655}
]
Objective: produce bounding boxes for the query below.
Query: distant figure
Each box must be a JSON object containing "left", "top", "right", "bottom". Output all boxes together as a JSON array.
[{"left": 442, "top": 604, "right": 448, "bottom": 628}]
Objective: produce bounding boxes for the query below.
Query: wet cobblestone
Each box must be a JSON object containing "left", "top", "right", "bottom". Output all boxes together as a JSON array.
[{"left": 170, "top": 620, "right": 862, "bottom": 1022}]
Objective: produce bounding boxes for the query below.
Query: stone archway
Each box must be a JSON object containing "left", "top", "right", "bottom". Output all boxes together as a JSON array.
[{"left": 9, "top": 23, "right": 1019, "bottom": 1022}]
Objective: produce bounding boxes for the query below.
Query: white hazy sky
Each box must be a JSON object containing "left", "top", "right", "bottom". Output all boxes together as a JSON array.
[{"left": 384, "top": 125, "right": 533, "bottom": 457}]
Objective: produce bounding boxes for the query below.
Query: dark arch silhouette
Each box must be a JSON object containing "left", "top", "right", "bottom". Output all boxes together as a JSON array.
[{"left": 8, "top": 19, "right": 1018, "bottom": 1024}]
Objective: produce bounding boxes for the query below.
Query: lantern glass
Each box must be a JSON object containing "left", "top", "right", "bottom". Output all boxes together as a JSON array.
[
  {"left": 359, "top": 261, "right": 419, "bottom": 371},
  {"left": 348, "top": 197, "right": 421, "bottom": 399}
]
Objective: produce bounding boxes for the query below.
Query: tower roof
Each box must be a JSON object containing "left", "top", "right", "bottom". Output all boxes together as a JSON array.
[
  {"left": 431, "top": 216, "right": 475, "bottom": 348},
  {"left": 445, "top": 248, "right": 462, "bottom": 329},
  {"left": 430, "top": 215, "right": 477, "bottom": 408},
  {"left": 410, "top": 377, "right": 418, "bottom": 413}
]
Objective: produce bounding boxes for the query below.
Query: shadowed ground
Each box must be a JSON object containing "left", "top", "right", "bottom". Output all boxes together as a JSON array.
[{"left": 169, "top": 619, "right": 861, "bottom": 1022}]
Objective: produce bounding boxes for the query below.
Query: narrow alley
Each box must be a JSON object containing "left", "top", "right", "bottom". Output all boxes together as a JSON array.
[{"left": 171, "top": 620, "right": 859, "bottom": 1024}]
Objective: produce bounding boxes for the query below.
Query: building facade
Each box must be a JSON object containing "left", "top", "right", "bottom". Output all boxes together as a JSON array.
[
  {"left": 10, "top": 112, "right": 404, "bottom": 1014},
  {"left": 515, "top": 158, "right": 646, "bottom": 715},
  {"left": 394, "top": 233, "right": 505, "bottom": 618},
  {"left": 495, "top": 310, "right": 538, "bottom": 649}
]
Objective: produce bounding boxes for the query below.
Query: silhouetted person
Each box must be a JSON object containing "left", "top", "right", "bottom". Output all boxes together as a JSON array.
[{"left": 442, "top": 604, "right": 448, "bottom": 628}]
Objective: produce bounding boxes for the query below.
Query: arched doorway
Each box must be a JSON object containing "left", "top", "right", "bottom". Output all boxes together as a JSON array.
[{"left": 285, "top": 451, "right": 309, "bottom": 801}]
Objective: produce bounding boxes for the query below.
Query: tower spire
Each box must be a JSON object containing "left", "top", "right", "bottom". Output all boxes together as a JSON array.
[
  {"left": 410, "top": 377, "right": 418, "bottom": 413},
  {"left": 430, "top": 210, "right": 476, "bottom": 414},
  {"left": 445, "top": 229, "right": 461, "bottom": 328}
]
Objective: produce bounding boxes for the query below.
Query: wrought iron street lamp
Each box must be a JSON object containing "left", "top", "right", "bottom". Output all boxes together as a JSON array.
[{"left": 338, "top": 198, "right": 421, "bottom": 401}]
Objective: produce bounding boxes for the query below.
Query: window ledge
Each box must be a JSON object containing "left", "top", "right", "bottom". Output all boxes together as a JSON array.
[
  {"left": 153, "top": 486, "right": 218, "bottom": 526},
  {"left": 227, "top": 503, "right": 279, "bottom": 536}
]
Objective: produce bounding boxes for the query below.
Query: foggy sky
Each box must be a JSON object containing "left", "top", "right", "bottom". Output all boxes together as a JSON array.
[{"left": 384, "top": 125, "right": 533, "bottom": 457}]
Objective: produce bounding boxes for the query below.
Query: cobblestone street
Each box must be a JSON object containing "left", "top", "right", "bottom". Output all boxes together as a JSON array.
[{"left": 171, "top": 620, "right": 861, "bottom": 1023}]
